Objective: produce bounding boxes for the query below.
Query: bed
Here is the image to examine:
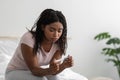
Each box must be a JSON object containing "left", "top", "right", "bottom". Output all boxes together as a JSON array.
[{"left": 0, "top": 37, "right": 88, "bottom": 80}]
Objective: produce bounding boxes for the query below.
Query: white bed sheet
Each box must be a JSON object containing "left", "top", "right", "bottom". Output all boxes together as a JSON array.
[{"left": 0, "top": 37, "right": 88, "bottom": 80}]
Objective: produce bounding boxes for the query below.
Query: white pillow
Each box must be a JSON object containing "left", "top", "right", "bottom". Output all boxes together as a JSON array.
[
  {"left": 0, "top": 39, "right": 19, "bottom": 56},
  {"left": 0, "top": 38, "right": 19, "bottom": 75}
]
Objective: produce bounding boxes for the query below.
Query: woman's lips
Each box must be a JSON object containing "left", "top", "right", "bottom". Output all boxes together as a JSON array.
[{"left": 52, "top": 38, "right": 58, "bottom": 41}]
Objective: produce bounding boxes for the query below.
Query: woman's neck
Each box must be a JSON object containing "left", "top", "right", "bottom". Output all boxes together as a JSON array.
[
  {"left": 41, "top": 40, "right": 53, "bottom": 52},
  {"left": 42, "top": 39, "right": 53, "bottom": 46}
]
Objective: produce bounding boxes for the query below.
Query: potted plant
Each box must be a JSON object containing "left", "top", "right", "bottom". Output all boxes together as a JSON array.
[{"left": 94, "top": 32, "right": 120, "bottom": 79}]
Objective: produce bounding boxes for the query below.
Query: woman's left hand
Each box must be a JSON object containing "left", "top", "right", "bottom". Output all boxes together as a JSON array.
[{"left": 62, "top": 55, "right": 73, "bottom": 68}]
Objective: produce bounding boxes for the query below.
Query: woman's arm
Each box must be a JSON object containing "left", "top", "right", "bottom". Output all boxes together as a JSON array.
[{"left": 21, "top": 43, "right": 59, "bottom": 76}]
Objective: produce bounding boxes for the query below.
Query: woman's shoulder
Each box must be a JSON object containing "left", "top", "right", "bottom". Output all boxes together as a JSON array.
[
  {"left": 21, "top": 31, "right": 33, "bottom": 39},
  {"left": 22, "top": 31, "right": 33, "bottom": 37},
  {"left": 19, "top": 31, "right": 35, "bottom": 47},
  {"left": 20, "top": 31, "right": 34, "bottom": 41}
]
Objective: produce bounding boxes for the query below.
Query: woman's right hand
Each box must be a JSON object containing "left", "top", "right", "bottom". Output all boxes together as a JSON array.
[{"left": 49, "top": 59, "right": 60, "bottom": 74}]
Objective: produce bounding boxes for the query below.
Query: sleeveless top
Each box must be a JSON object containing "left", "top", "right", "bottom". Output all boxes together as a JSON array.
[{"left": 6, "top": 32, "right": 59, "bottom": 71}]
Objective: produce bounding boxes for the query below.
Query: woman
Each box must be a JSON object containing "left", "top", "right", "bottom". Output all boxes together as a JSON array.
[{"left": 5, "top": 8, "right": 73, "bottom": 80}]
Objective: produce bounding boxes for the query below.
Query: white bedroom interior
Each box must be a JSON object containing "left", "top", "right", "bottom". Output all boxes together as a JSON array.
[{"left": 0, "top": 0, "right": 120, "bottom": 80}]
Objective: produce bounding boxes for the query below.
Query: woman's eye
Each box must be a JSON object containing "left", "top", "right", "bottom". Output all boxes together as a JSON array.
[
  {"left": 49, "top": 29, "right": 54, "bottom": 32},
  {"left": 58, "top": 30, "right": 62, "bottom": 33}
]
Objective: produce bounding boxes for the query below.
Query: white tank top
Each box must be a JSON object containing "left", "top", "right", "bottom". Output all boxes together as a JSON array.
[{"left": 6, "top": 32, "right": 59, "bottom": 71}]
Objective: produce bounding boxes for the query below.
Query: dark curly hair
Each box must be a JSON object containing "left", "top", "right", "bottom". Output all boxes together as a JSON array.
[{"left": 29, "top": 9, "right": 67, "bottom": 55}]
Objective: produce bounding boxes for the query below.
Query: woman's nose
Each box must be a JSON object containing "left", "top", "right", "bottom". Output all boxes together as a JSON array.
[{"left": 53, "top": 31, "right": 58, "bottom": 37}]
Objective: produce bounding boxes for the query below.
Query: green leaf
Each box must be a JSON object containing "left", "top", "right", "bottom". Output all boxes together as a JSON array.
[
  {"left": 102, "top": 48, "right": 115, "bottom": 56},
  {"left": 102, "top": 47, "right": 120, "bottom": 57},
  {"left": 106, "top": 59, "right": 119, "bottom": 66},
  {"left": 106, "top": 37, "right": 120, "bottom": 45},
  {"left": 115, "top": 47, "right": 120, "bottom": 54},
  {"left": 94, "top": 32, "right": 111, "bottom": 41}
]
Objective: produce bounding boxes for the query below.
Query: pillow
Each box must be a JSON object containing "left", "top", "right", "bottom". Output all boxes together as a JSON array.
[
  {"left": 0, "top": 39, "right": 19, "bottom": 57},
  {"left": 0, "top": 38, "right": 19, "bottom": 75}
]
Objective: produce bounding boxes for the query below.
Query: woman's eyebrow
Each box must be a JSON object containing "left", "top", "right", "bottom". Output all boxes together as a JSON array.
[
  {"left": 49, "top": 26, "right": 63, "bottom": 30},
  {"left": 59, "top": 28, "right": 63, "bottom": 30},
  {"left": 49, "top": 27, "right": 56, "bottom": 30}
]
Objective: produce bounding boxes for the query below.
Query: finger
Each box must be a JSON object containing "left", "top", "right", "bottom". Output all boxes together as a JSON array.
[
  {"left": 68, "top": 55, "right": 72, "bottom": 59},
  {"left": 53, "top": 58, "right": 60, "bottom": 65},
  {"left": 54, "top": 59, "right": 61, "bottom": 64},
  {"left": 56, "top": 64, "right": 59, "bottom": 71},
  {"left": 53, "top": 63, "right": 59, "bottom": 71}
]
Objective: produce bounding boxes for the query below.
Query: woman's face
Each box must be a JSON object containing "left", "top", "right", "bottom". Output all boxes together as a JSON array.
[{"left": 43, "top": 22, "right": 63, "bottom": 43}]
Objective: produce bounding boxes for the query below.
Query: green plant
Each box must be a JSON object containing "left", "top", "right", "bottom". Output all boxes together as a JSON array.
[{"left": 94, "top": 32, "right": 120, "bottom": 78}]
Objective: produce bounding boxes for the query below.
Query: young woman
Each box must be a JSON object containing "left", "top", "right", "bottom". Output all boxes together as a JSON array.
[{"left": 5, "top": 8, "right": 73, "bottom": 80}]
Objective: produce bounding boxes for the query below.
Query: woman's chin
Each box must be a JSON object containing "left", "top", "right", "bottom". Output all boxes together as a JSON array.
[
  {"left": 52, "top": 40, "right": 57, "bottom": 43},
  {"left": 51, "top": 39, "right": 58, "bottom": 43}
]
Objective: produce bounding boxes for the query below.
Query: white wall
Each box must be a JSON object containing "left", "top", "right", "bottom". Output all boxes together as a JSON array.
[{"left": 0, "top": 0, "right": 120, "bottom": 80}]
